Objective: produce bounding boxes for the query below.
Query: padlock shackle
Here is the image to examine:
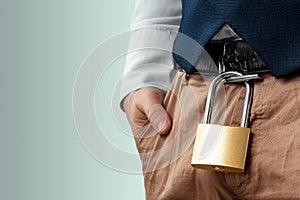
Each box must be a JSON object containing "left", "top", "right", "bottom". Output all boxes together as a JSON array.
[
  {"left": 203, "top": 71, "right": 253, "bottom": 128},
  {"left": 242, "top": 81, "right": 252, "bottom": 127}
]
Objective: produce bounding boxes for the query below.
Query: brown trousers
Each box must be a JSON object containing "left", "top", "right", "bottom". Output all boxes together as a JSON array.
[{"left": 133, "top": 71, "right": 300, "bottom": 200}]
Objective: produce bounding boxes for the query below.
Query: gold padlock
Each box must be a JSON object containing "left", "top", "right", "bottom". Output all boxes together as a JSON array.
[{"left": 191, "top": 71, "right": 253, "bottom": 172}]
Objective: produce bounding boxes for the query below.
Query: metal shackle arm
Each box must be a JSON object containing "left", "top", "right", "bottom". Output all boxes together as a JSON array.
[{"left": 203, "top": 71, "right": 253, "bottom": 128}]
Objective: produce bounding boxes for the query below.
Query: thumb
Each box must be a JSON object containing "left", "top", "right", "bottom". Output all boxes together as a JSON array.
[{"left": 148, "top": 104, "right": 172, "bottom": 135}]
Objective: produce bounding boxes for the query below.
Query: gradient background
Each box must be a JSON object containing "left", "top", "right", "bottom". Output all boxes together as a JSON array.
[{"left": 1, "top": 0, "right": 146, "bottom": 199}]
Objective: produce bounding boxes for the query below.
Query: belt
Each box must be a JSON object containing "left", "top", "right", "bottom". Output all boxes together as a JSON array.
[{"left": 177, "top": 38, "right": 271, "bottom": 82}]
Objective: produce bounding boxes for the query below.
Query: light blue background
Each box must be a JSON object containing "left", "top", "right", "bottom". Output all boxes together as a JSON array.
[{"left": 0, "top": 0, "right": 145, "bottom": 199}]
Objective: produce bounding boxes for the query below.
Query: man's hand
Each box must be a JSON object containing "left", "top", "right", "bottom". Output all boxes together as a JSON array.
[{"left": 123, "top": 87, "right": 172, "bottom": 135}]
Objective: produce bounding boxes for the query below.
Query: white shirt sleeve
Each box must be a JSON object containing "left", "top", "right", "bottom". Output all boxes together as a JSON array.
[{"left": 120, "top": 0, "right": 182, "bottom": 105}]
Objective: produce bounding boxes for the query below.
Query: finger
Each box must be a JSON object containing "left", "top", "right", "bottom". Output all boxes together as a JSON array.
[
  {"left": 124, "top": 87, "right": 172, "bottom": 135},
  {"left": 148, "top": 104, "right": 172, "bottom": 135}
]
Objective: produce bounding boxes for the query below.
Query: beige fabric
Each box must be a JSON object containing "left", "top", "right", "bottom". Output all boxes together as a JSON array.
[{"left": 132, "top": 71, "right": 300, "bottom": 200}]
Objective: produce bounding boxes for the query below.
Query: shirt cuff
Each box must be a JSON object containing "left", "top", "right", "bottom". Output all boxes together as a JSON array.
[{"left": 120, "top": 26, "right": 179, "bottom": 109}]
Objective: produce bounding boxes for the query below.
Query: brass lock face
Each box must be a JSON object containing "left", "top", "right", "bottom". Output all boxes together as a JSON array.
[
  {"left": 191, "top": 124, "right": 250, "bottom": 172},
  {"left": 191, "top": 71, "right": 253, "bottom": 172}
]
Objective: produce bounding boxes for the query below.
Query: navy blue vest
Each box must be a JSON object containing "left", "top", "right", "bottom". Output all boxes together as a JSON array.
[{"left": 173, "top": 0, "right": 300, "bottom": 77}]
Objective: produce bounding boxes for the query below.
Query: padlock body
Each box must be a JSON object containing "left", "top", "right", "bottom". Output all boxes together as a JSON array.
[{"left": 191, "top": 124, "right": 250, "bottom": 172}]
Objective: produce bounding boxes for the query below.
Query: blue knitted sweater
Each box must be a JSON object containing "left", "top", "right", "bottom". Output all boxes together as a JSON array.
[{"left": 173, "top": 0, "right": 300, "bottom": 77}]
